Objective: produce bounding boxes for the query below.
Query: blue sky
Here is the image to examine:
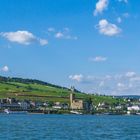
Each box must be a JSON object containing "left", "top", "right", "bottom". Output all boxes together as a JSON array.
[{"left": 0, "top": 0, "right": 140, "bottom": 95}]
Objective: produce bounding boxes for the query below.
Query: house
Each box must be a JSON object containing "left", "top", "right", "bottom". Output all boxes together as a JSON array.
[
  {"left": 127, "top": 105, "right": 140, "bottom": 111},
  {"left": 115, "top": 105, "right": 122, "bottom": 110},
  {"left": 43, "top": 102, "right": 49, "bottom": 107},
  {"left": 0, "top": 103, "right": 20, "bottom": 109},
  {"left": 18, "top": 101, "right": 30, "bottom": 110},
  {"left": 52, "top": 105, "right": 62, "bottom": 109},
  {"left": 83, "top": 101, "right": 93, "bottom": 111},
  {"left": 35, "top": 102, "right": 44, "bottom": 108},
  {"left": 30, "top": 101, "right": 36, "bottom": 108},
  {"left": 97, "top": 102, "right": 111, "bottom": 110},
  {"left": 61, "top": 103, "right": 69, "bottom": 109},
  {"left": 52, "top": 102, "right": 63, "bottom": 109}
]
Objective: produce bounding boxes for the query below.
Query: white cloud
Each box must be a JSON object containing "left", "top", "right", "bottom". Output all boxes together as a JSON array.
[
  {"left": 69, "top": 72, "right": 140, "bottom": 95},
  {"left": 55, "top": 32, "right": 78, "bottom": 40},
  {"left": 117, "top": 82, "right": 125, "bottom": 88},
  {"left": 69, "top": 74, "right": 83, "bottom": 82},
  {"left": 1, "top": 31, "right": 35, "bottom": 45},
  {"left": 105, "top": 75, "right": 112, "bottom": 80},
  {"left": 117, "top": 82, "right": 129, "bottom": 92},
  {"left": 48, "top": 27, "right": 55, "bottom": 32},
  {"left": 65, "top": 35, "right": 78, "bottom": 40},
  {"left": 89, "top": 56, "right": 107, "bottom": 62},
  {"left": 1, "top": 66, "right": 9, "bottom": 72},
  {"left": 97, "top": 19, "right": 121, "bottom": 36},
  {"left": 99, "top": 81, "right": 105, "bottom": 87},
  {"left": 125, "top": 72, "right": 136, "bottom": 78},
  {"left": 55, "top": 32, "right": 64, "bottom": 39},
  {"left": 1, "top": 30, "right": 48, "bottom": 46},
  {"left": 94, "top": 0, "right": 109, "bottom": 16},
  {"left": 130, "top": 77, "right": 140, "bottom": 82},
  {"left": 54, "top": 28, "right": 78, "bottom": 40},
  {"left": 48, "top": 27, "right": 77, "bottom": 40},
  {"left": 39, "top": 39, "right": 48, "bottom": 46}
]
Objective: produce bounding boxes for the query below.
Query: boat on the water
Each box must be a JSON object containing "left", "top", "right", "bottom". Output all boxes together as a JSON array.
[
  {"left": 70, "top": 110, "right": 83, "bottom": 115},
  {"left": 3, "top": 109, "right": 27, "bottom": 114},
  {"left": 136, "top": 113, "right": 140, "bottom": 115}
]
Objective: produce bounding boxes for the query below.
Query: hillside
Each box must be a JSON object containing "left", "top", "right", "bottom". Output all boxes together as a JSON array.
[{"left": 0, "top": 76, "right": 123, "bottom": 105}]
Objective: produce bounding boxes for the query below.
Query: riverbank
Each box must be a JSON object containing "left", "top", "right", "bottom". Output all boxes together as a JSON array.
[{"left": 1, "top": 109, "right": 140, "bottom": 115}]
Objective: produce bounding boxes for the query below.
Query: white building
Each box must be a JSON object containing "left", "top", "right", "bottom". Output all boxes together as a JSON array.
[{"left": 127, "top": 105, "right": 140, "bottom": 111}]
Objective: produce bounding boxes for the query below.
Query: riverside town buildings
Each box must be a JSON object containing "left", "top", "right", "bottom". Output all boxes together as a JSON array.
[
  {"left": 70, "top": 93, "right": 84, "bottom": 110},
  {"left": 69, "top": 86, "right": 92, "bottom": 110}
]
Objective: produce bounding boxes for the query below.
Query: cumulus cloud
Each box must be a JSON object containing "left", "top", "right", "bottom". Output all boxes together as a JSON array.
[
  {"left": 1, "top": 31, "right": 35, "bottom": 45},
  {"left": 55, "top": 32, "right": 78, "bottom": 40},
  {"left": 55, "top": 30, "right": 78, "bottom": 40},
  {"left": 55, "top": 32, "right": 64, "bottom": 39},
  {"left": 48, "top": 27, "right": 78, "bottom": 40},
  {"left": 94, "top": 0, "right": 109, "bottom": 16},
  {"left": 125, "top": 72, "right": 136, "bottom": 78},
  {"left": 69, "top": 74, "right": 83, "bottom": 82},
  {"left": 1, "top": 30, "right": 48, "bottom": 46},
  {"left": 89, "top": 56, "right": 107, "bottom": 62},
  {"left": 0, "top": 66, "right": 9, "bottom": 72},
  {"left": 117, "top": 83, "right": 125, "bottom": 88},
  {"left": 97, "top": 19, "right": 121, "bottom": 36},
  {"left": 69, "top": 72, "right": 140, "bottom": 95},
  {"left": 39, "top": 39, "right": 48, "bottom": 46}
]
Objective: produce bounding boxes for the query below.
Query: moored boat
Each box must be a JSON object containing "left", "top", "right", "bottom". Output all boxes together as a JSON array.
[
  {"left": 3, "top": 109, "right": 27, "bottom": 114},
  {"left": 70, "top": 110, "right": 83, "bottom": 115}
]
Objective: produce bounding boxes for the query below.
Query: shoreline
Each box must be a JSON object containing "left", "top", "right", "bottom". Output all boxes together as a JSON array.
[{"left": 0, "top": 112, "right": 140, "bottom": 116}]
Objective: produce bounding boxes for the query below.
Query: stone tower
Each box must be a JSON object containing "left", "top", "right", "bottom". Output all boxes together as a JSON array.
[
  {"left": 70, "top": 86, "right": 75, "bottom": 105},
  {"left": 70, "top": 93, "right": 75, "bottom": 104}
]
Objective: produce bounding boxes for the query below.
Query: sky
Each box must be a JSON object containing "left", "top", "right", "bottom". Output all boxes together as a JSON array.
[{"left": 0, "top": 0, "right": 140, "bottom": 95}]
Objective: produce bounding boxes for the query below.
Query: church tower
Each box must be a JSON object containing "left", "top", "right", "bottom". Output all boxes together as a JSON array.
[{"left": 70, "top": 86, "right": 75, "bottom": 105}]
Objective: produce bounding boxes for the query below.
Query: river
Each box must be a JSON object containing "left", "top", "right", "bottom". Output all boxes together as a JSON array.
[{"left": 0, "top": 114, "right": 140, "bottom": 140}]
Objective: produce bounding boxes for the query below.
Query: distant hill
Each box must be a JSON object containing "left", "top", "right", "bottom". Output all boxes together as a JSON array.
[
  {"left": 0, "top": 76, "right": 71, "bottom": 91},
  {"left": 0, "top": 75, "right": 123, "bottom": 105},
  {"left": 116, "top": 95, "right": 140, "bottom": 99}
]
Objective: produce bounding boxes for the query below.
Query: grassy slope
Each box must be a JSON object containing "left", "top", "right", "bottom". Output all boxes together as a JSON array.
[{"left": 0, "top": 78, "right": 124, "bottom": 105}]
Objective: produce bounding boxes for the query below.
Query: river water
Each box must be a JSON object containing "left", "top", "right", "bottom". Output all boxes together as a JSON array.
[{"left": 0, "top": 114, "right": 140, "bottom": 140}]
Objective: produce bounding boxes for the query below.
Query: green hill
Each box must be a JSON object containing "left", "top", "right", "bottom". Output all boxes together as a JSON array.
[{"left": 0, "top": 76, "right": 124, "bottom": 105}]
